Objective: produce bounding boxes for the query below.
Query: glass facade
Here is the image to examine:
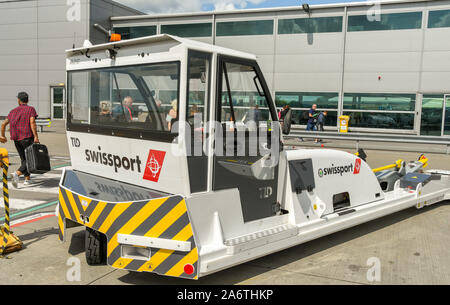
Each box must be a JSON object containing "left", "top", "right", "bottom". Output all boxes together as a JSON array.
[
  {"left": 343, "top": 93, "right": 415, "bottom": 130},
  {"left": 445, "top": 96, "right": 450, "bottom": 136},
  {"left": 278, "top": 16, "right": 343, "bottom": 34},
  {"left": 343, "top": 112, "right": 414, "bottom": 130},
  {"left": 428, "top": 10, "right": 450, "bottom": 28},
  {"left": 161, "top": 23, "right": 212, "bottom": 37},
  {"left": 343, "top": 93, "right": 416, "bottom": 111},
  {"left": 275, "top": 92, "right": 339, "bottom": 127},
  {"left": 348, "top": 12, "right": 422, "bottom": 31},
  {"left": 114, "top": 26, "right": 157, "bottom": 40},
  {"left": 420, "top": 95, "right": 443, "bottom": 136},
  {"left": 216, "top": 20, "right": 274, "bottom": 36}
]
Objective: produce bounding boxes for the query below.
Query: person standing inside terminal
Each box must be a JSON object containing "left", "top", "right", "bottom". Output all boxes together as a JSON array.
[{"left": 0, "top": 92, "right": 39, "bottom": 187}]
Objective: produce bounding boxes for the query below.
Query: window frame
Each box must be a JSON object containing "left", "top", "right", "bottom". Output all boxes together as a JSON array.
[
  {"left": 347, "top": 11, "right": 423, "bottom": 32},
  {"left": 216, "top": 55, "right": 278, "bottom": 124},
  {"left": 161, "top": 23, "right": 213, "bottom": 38},
  {"left": 66, "top": 61, "right": 181, "bottom": 143},
  {"left": 113, "top": 25, "right": 157, "bottom": 40},
  {"left": 216, "top": 19, "right": 274, "bottom": 37},
  {"left": 186, "top": 50, "right": 212, "bottom": 126},
  {"left": 278, "top": 16, "right": 344, "bottom": 34},
  {"left": 428, "top": 9, "right": 450, "bottom": 29}
]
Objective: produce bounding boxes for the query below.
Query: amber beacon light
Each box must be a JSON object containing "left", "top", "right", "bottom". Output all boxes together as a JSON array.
[{"left": 110, "top": 33, "right": 121, "bottom": 42}]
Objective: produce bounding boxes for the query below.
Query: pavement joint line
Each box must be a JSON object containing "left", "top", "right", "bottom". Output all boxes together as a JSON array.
[
  {"left": 245, "top": 263, "right": 368, "bottom": 285},
  {"left": 86, "top": 269, "right": 118, "bottom": 285}
]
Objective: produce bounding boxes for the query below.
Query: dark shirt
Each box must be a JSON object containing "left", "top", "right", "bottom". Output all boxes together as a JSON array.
[
  {"left": 308, "top": 109, "right": 317, "bottom": 124},
  {"left": 7, "top": 104, "right": 38, "bottom": 141}
]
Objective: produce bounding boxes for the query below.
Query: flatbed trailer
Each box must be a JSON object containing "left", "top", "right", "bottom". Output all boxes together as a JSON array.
[{"left": 59, "top": 34, "right": 450, "bottom": 280}]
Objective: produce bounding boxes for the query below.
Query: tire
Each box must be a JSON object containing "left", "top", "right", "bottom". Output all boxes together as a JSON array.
[{"left": 85, "top": 227, "right": 107, "bottom": 265}]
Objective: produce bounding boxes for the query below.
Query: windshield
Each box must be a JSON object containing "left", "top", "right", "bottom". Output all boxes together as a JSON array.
[{"left": 67, "top": 62, "right": 180, "bottom": 133}]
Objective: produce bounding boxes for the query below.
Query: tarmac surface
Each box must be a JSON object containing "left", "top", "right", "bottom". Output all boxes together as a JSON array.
[{"left": 1, "top": 120, "right": 450, "bottom": 285}]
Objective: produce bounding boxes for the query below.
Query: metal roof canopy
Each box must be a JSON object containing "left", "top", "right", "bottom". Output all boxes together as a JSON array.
[{"left": 66, "top": 34, "right": 257, "bottom": 60}]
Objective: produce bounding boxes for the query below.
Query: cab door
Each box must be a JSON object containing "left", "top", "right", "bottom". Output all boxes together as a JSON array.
[{"left": 213, "top": 56, "right": 280, "bottom": 222}]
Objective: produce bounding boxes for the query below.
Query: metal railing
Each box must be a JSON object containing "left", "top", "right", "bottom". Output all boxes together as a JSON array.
[{"left": 285, "top": 128, "right": 450, "bottom": 154}]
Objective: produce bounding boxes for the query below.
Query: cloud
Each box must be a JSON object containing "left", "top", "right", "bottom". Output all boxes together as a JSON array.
[{"left": 115, "top": 0, "right": 268, "bottom": 14}]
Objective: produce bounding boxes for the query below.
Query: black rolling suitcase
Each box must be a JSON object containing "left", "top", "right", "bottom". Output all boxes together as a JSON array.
[{"left": 25, "top": 143, "right": 51, "bottom": 174}]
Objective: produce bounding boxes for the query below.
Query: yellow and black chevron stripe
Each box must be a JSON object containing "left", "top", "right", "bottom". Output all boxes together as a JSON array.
[
  {"left": 58, "top": 186, "right": 199, "bottom": 280},
  {"left": 1, "top": 159, "right": 10, "bottom": 254}
]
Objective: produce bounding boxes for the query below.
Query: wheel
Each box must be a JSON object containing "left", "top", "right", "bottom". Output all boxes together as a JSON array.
[{"left": 85, "top": 227, "right": 107, "bottom": 265}]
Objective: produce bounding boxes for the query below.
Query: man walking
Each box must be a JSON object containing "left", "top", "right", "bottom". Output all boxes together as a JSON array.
[{"left": 0, "top": 92, "right": 39, "bottom": 187}]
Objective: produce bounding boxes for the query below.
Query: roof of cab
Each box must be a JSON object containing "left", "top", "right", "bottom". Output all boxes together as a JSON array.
[{"left": 66, "top": 34, "right": 257, "bottom": 60}]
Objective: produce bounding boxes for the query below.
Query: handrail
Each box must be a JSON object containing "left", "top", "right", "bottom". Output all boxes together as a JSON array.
[
  {"left": 286, "top": 130, "right": 450, "bottom": 145},
  {"left": 284, "top": 130, "right": 450, "bottom": 154}
]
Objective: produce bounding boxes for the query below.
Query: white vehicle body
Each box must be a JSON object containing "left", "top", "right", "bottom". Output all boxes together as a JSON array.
[{"left": 58, "top": 35, "right": 450, "bottom": 280}]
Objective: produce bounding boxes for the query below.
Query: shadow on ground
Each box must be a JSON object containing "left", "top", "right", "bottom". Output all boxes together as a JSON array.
[{"left": 114, "top": 202, "right": 449, "bottom": 285}]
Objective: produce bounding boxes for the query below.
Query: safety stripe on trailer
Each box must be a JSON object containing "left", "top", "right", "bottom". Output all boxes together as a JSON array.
[{"left": 58, "top": 186, "right": 199, "bottom": 280}]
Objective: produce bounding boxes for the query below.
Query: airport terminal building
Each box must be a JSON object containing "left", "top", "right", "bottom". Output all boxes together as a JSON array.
[
  {"left": 0, "top": 0, "right": 142, "bottom": 120},
  {"left": 2, "top": 0, "right": 450, "bottom": 136}
]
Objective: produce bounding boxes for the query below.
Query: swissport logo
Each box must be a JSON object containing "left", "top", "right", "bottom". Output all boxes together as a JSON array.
[
  {"left": 318, "top": 158, "right": 362, "bottom": 178},
  {"left": 143, "top": 150, "right": 166, "bottom": 182}
]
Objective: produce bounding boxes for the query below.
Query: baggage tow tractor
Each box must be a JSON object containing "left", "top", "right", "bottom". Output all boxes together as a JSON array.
[{"left": 59, "top": 34, "right": 450, "bottom": 280}]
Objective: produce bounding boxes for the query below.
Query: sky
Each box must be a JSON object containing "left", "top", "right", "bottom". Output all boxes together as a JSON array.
[{"left": 115, "top": 0, "right": 361, "bottom": 14}]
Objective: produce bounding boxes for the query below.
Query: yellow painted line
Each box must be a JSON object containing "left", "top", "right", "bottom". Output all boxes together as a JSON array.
[
  {"left": 165, "top": 248, "right": 198, "bottom": 277},
  {"left": 107, "top": 198, "right": 168, "bottom": 256},
  {"left": 58, "top": 191, "right": 71, "bottom": 221},
  {"left": 144, "top": 200, "right": 187, "bottom": 239},
  {"left": 98, "top": 202, "right": 133, "bottom": 234}
]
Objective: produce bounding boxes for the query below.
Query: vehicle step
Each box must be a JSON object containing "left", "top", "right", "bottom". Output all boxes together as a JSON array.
[{"left": 224, "top": 224, "right": 298, "bottom": 255}]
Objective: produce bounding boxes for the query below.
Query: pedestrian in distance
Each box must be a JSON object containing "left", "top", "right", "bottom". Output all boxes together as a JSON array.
[
  {"left": 0, "top": 92, "right": 40, "bottom": 187},
  {"left": 306, "top": 104, "right": 318, "bottom": 132},
  {"left": 316, "top": 111, "right": 327, "bottom": 143}
]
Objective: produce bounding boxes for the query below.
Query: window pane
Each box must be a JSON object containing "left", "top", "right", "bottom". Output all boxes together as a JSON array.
[
  {"left": 53, "top": 87, "right": 64, "bottom": 104},
  {"left": 275, "top": 92, "right": 339, "bottom": 109},
  {"left": 114, "top": 26, "right": 157, "bottom": 40},
  {"left": 278, "top": 16, "right": 343, "bottom": 34},
  {"left": 445, "top": 96, "right": 450, "bottom": 136},
  {"left": 221, "top": 62, "right": 273, "bottom": 123},
  {"left": 428, "top": 10, "right": 450, "bottom": 28},
  {"left": 217, "top": 20, "right": 274, "bottom": 36},
  {"left": 344, "top": 112, "right": 414, "bottom": 129},
  {"left": 343, "top": 93, "right": 416, "bottom": 111},
  {"left": 420, "top": 95, "right": 443, "bottom": 136},
  {"left": 348, "top": 12, "right": 422, "bottom": 31},
  {"left": 282, "top": 109, "right": 337, "bottom": 127},
  {"left": 187, "top": 55, "right": 210, "bottom": 126},
  {"left": 161, "top": 23, "right": 212, "bottom": 37},
  {"left": 68, "top": 62, "right": 179, "bottom": 132}
]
